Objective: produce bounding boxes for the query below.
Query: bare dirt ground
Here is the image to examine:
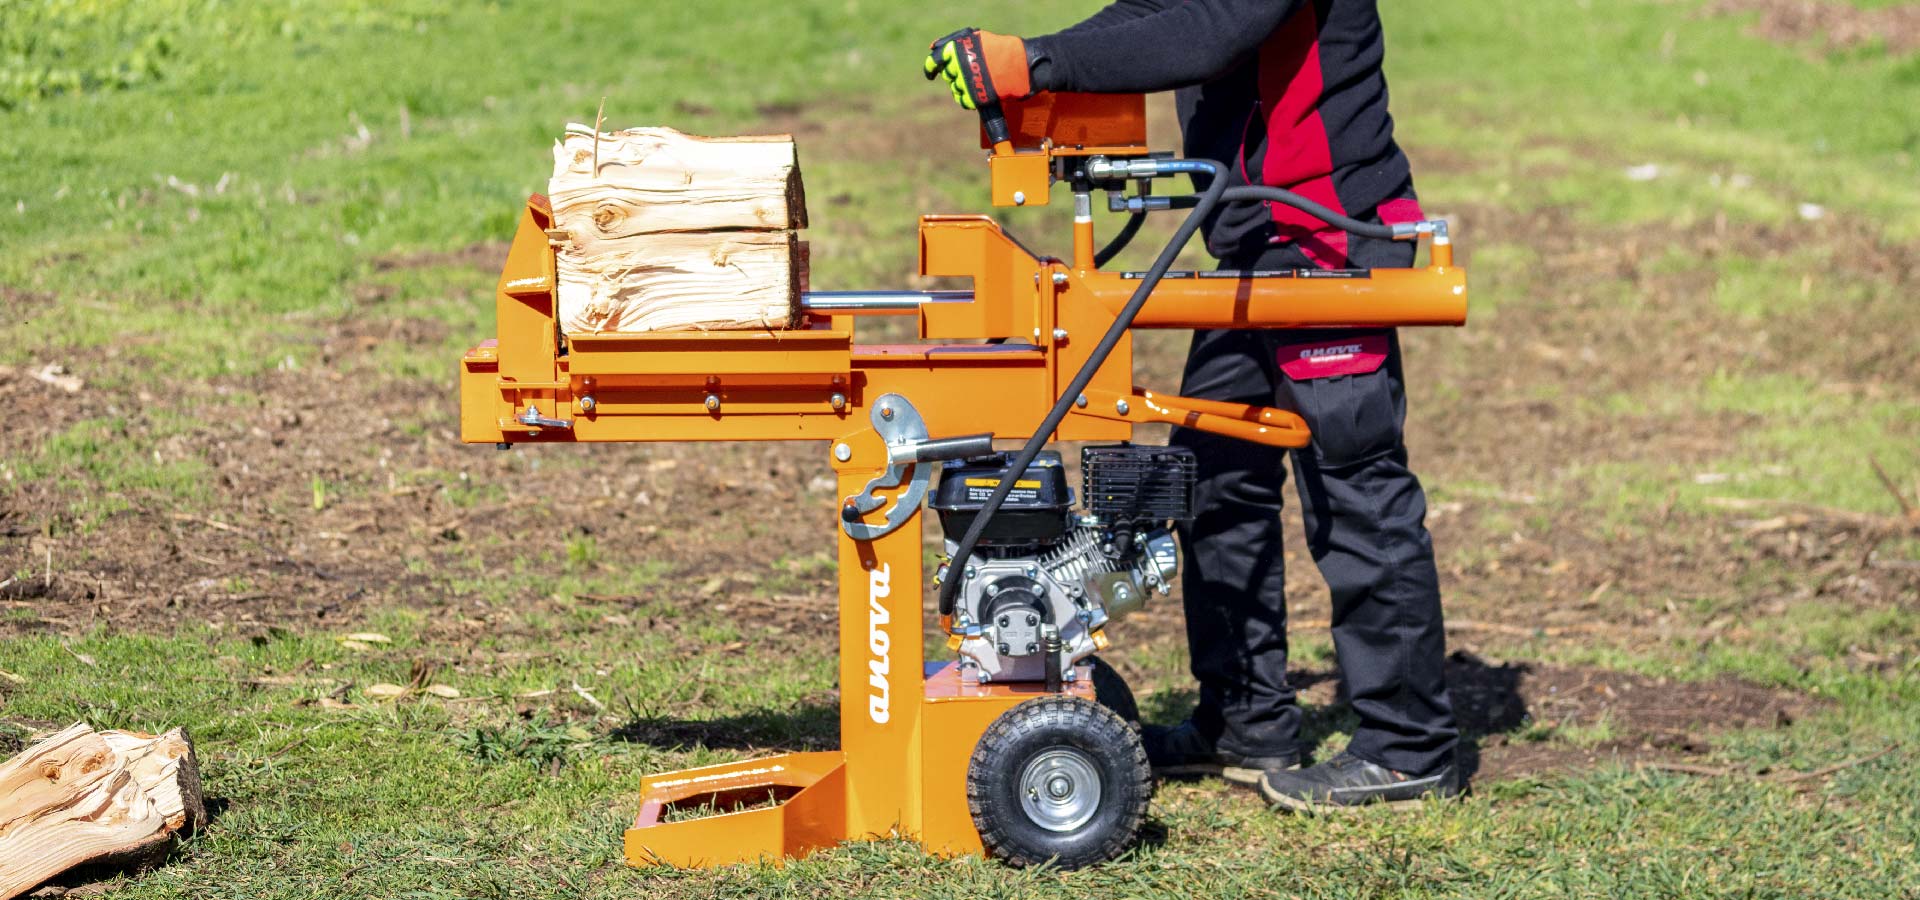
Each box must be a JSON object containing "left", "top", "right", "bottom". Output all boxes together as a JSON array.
[
  {"left": 1708, "top": 0, "right": 1920, "bottom": 56},
  {"left": 3, "top": 128, "right": 1915, "bottom": 785}
]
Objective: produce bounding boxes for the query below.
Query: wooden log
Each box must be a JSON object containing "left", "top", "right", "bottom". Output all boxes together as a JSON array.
[
  {"left": 555, "top": 230, "right": 800, "bottom": 334},
  {"left": 549, "top": 124, "right": 806, "bottom": 245},
  {"left": 547, "top": 124, "right": 808, "bottom": 334},
  {"left": 0, "top": 724, "right": 203, "bottom": 900}
]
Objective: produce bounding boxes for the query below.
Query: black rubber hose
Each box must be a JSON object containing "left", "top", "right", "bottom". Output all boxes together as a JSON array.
[
  {"left": 937, "top": 158, "right": 1229, "bottom": 617},
  {"left": 1093, "top": 211, "right": 1146, "bottom": 268},
  {"left": 1093, "top": 179, "right": 1152, "bottom": 269},
  {"left": 1220, "top": 185, "right": 1400, "bottom": 242}
]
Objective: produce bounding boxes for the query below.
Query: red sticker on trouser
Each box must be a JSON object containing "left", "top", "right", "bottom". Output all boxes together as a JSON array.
[{"left": 1276, "top": 334, "right": 1390, "bottom": 380}]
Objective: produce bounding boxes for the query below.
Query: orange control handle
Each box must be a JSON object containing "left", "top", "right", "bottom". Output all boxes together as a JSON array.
[
  {"left": 1135, "top": 386, "right": 1299, "bottom": 429},
  {"left": 1079, "top": 388, "right": 1310, "bottom": 449}
]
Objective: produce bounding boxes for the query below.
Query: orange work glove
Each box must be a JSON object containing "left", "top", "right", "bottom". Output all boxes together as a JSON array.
[{"left": 923, "top": 28, "right": 1032, "bottom": 111}]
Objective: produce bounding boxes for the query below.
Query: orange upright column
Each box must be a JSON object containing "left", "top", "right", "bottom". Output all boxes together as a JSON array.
[{"left": 832, "top": 438, "right": 927, "bottom": 840}]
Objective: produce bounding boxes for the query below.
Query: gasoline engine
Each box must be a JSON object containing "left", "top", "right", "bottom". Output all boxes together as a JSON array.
[{"left": 932, "top": 444, "right": 1196, "bottom": 686}]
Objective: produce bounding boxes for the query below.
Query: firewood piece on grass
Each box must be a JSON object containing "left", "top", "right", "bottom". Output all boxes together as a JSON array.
[{"left": 0, "top": 724, "right": 204, "bottom": 900}]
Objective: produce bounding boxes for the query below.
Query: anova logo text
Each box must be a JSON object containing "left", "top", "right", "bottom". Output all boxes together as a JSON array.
[
  {"left": 1299, "top": 343, "right": 1363, "bottom": 360},
  {"left": 867, "top": 563, "right": 892, "bottom": 724}
]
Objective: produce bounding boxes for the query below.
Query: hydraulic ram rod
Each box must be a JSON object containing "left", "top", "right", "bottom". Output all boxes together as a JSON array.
[{"left": 799, "top": 290, "right": 973, "bottom": 315}]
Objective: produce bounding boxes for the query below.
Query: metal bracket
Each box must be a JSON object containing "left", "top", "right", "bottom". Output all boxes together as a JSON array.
[
  {"left": 517, "top": 404, "right": 572, "bottom": 430},
  {"left": 840, "top": 393, "right": 930, "bottom": 541}
]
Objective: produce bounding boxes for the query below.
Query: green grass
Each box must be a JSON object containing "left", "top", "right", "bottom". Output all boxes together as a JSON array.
[
  {"left": 1592, "top": 372, "right": 1920, "bottom": 523},
  {"left": 4, "top": 0, "right": 1918, "bottom": 897},
  {"left": 11, "top": 416, "right": 211, "bottom": 521},
  {"left": 1, "top": 624, "right": 1913, "bottom": 899}
]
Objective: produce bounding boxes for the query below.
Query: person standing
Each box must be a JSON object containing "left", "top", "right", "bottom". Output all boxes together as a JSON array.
[{"left": 925, "top": 1, "right": 1460, "bottom": 810}]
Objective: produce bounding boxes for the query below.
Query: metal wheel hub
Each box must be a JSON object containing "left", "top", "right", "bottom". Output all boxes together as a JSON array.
[{"left": 1019, "top": 748, "right": 1102, "bottom": 832}]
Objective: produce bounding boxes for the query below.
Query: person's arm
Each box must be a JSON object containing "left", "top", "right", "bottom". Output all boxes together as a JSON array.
[
  {"left": 1027, "top": 0, "right": 1303, "bottom": 93},
  {"left": 1058, "top": 0, "right": 1176, "bottom": 34}
]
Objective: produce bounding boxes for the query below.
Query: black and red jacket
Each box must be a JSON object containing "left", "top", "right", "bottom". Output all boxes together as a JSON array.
[{"left": 1026, "top": 0, "right": 1422, "bottom": 268}]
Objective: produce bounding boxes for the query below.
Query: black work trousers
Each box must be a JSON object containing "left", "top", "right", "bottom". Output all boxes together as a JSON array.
[{"left": 1169, "top": 230, "right": 1458, "bottom": 777}]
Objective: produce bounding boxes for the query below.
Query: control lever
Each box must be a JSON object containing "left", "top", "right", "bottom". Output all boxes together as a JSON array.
[
  {"left": 1077, "top": 387, "right": 1310, "bottom": 449},
  {"left": 978, "top": 101, "right": 1012, "bottom": 152},
  {"left": 895, "top": 432, "right": 995, "bottom": 464},
  {"left": 842, "top": 394, "right": 995, "bottom": 541}
]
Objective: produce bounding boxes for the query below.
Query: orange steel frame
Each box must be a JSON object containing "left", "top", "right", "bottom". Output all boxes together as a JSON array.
[{"left": 458, "top": 93, "right": 1467, "bottom": 867}]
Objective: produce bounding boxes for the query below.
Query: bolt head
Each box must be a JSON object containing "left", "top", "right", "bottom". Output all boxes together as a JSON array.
[
  {"left": 704, "top": 393, "right": 721, "bottom": 411},
  {"left": 879, "top": 405, "right": 893, "bottom": 420},
  {"left": 1025, "top": 614, "right": 1038, "bottom": 627},
  {"left": 1052, "top": 328, "right": 1069, "bottom": 341},
  {"left": 1012, "top": 191, "right": 1026, "bottom": 205},
  {"left": 829, "top": 392, "right": 847, "bottom": 411},
  {"left": 578, "top": 395, "right": 595, "bottom": 413},
  {"left": 833, "top": 442, "right": 852, "bottom": 462},
  {"left": 998, "top": 615, "right": 1010, "bottom": 628},
  {"left": 1115, "top": 399, "right": 1131, "bottom": 416},
  {"left": 1051, "top": 272, "right": 1068, "bottom": 285},
  {"left": 1075, "top": 394, "right": 1088, "bottom": 409}
]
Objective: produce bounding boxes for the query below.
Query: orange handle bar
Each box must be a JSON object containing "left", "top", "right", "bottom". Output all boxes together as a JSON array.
[
  {"left": 1134, "top": 386, "right": 1298, "bottom": 429},
  {"left": 1079, "top": 388, "right": 1310, "bottom": 449}
]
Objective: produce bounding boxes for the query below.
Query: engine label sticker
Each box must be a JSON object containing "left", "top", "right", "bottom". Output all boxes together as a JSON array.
[
  {"left": 961, "top": 477, "right": 1041, "bottom": 503},
  {"left": 1276, "top": 333, "right": 1390, "bottom": 380}
]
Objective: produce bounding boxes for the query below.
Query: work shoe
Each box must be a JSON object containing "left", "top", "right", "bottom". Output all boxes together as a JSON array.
[
  {"left": 1142, "top": 719, "right": 1300, "bottom": 785},
  {"left": 1257, "top": 751, "right": 1459, "bottom": 812}
]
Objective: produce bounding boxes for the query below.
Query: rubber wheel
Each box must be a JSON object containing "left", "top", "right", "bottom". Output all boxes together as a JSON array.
[
  {"left": 966, "top": 695, "right": 1152, "bottom": 868},
  {"left": 1087, "top": 655, "right": 1140, "bottom": 725}
]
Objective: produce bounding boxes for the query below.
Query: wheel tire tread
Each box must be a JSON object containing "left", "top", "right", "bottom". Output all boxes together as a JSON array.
[{"left": 965, "top": 695, "right": 1151, "bottom": 868}]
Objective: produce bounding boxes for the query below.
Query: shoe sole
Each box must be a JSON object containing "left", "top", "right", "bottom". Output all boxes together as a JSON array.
[
  {"left": 1154, "top": 764, "right": 1276, "bottom": 786},
  {"left": 1259, "top": 784, "right": 1454, "bottom": 813}
]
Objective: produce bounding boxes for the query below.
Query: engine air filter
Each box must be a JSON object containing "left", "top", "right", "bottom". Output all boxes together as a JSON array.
[{"left": 1081, "top": 444, "right": 1197, "bottom": 523}]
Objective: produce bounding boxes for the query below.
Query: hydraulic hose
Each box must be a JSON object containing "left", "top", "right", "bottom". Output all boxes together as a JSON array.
[
  {"left": 1093, "top": 211, "right": 1146, "bottom": 268},
  {"left": 937, "top": 158, "right": 1229, "bottom": 618},
  {"left": 1093, "top": 180, "right": 1152, "bottom": 268},
  {"left": 1220, "top": 185, "right": 1400, "bottom": 242}
]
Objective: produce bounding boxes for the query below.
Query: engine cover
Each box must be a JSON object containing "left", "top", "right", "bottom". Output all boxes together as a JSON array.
[
  {"left": 929, "top": 451, "right": 1071, "bottom": 548},
  {"left": 947, "top": 525, "right": 1178, "bottom": 684}
]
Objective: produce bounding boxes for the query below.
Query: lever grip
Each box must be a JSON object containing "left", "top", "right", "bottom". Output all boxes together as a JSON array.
[
  {"left": 909, "top": 432, "right": 996, "bottom": 462},
  {"left": 979, "top": 102, "right": 1011, "bottom": 149}
]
